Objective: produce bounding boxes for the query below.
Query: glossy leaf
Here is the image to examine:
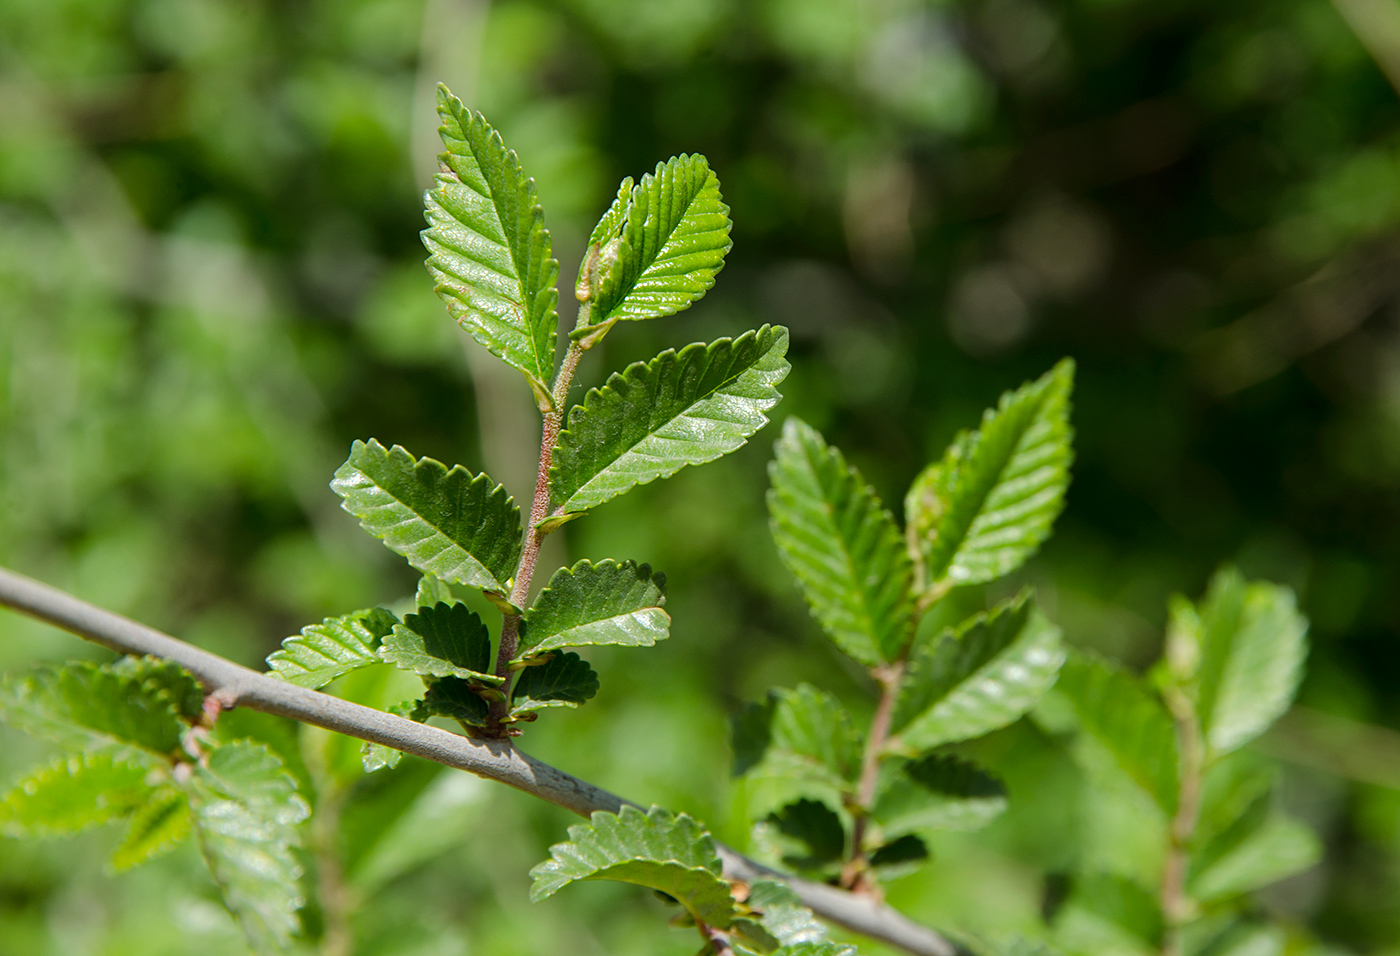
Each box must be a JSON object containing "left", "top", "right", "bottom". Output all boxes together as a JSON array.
[
  {"left": 908, "top": 359, "right": 1074, "bottom": 590},
  {"left": 768, "top": 417, "right": 914, "bottom": 666},
  {"left": 741, "top": 880, "right": 832, "bottom": 949},
  {"left": 332, "top": 439, "right": 522, "bottom": 593},
  {"left": 380, "top": 601, "right": 500, "bottom": 683},
  {"left": 551, "top": 326, "right": 790, "bottom": 513},
  {"left": 580, "top": 154, "right": 732, "bottom": 327},
  {"left": 873, "top": 754, "right": 1008, "bottom": 836},
  {"left": 518, "top": 559, "right": 669, "bottom": 659},
  {"left": 0, "top": 752, "right": 154, "bottom": 837},
  {"left": 890, "top": 595, "right": 1065, "bottom": 752},
  {"left": 184, "top": 741, "right": 310, "bottom": 954},
  {"left": 421, "top": 86, "right": 559, "bottom": 406},
  {"left": 111, "top": 787, "right": 191, "bottom": 871},
  {"left": 1055, "top": 651, "right": 1178, "bottom": 814},
  {"left": 0, "top": 662, "right": 187, "bottom": 755},
  {"left": 267, "top": 608, "right": 397, "bottom": 689},
  {"left": 1193, "top": 568, "right": 1309, "bottom": 755},
  {"left": 531, "top": 806, "right": 737, "bottom": 927},
  {"left": 511, "top": 651, "right": 599, "bottom": 715}
]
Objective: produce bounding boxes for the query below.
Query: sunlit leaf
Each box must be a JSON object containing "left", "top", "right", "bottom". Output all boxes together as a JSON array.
[
  {"left": 332, "top": 439, "right": 522, "bottom": 593},
  {"left": 731, "top": 684, "right": 862, "bottom": 787},
  {"left": 0, "top": 662, "right": 188, "bottom": 756},
  {"left": 768, "top": 417, "right": 914, "bottom": 666},
  {"left": 267, "top": 608, "right": 397, "bottom": 689},
  {"left": 110, "top": 787, "right": 191, "bottom": 871},
  {"left": 739, "top": 880, "right": 832, "bottom": 949},
  {"left": 518, "top": 559, "right": 669, "bottom": 659},
  {"left": 422, "top": 85, "right": 559, "bottom": 406},
  {"left": 511, "top": 651, "right": 599, "bottom": 715},
  {"left": 551, "top": 326, "right": 789, "bottom": 513},
  {"left": 873, "top": 753, "right": 1008, "bottom": 836},
  {"left": 0, "top": 752, "right": 154, "bottom": 837},
  {"left": 380, "top": 601, "right": 499, "bottom": 683},
  {"left": 111, "top": 658, "right": 205, "bottom": 721}
]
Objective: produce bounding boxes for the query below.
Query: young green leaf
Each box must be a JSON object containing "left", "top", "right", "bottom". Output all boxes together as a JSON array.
[
  {"left": 380, "top": 602, "right": 500, "bottom": 683},
  {"left": 332, "top": 439, "right": 522, "bottom": 594},
  {"left": 889, "top": 595, "right": 1064, "bottom": 753},
  {"left": 421, "top": 86, "right": 559, "bottom": 408},
  {"left": 423, "top": 678, "right": 491, "bottom": 727},
  {"left": 579, "top": 154, "right": 732, "bottom": 328},
  {"left": 110, "top": 787, "right": 191, "bottom": 871},
  {"left": 183, "top": 741, "right": 310, "bottom": 954},
  {"left": 740, "top": 880, "right": 833, "bottom": 948},
  {"left": 530, "top": 805, "right": 738, "bottom": 928},
  {"left": 510, "top": 651, "right": 599, "bottom": 715},
  {"left": 768, "top": 417, "right": 914, "bottom": 666},
  {"left": 111, "top": 657, "right": 206, "bottom": 721},
  {"left": 731, "top": 684, "right": 862, "bottom": 786},
  {"left": 0, "top": 752, "right": 154, "bottom": 837},
  {"left": 873, "top": 754, "right": 1008, "bottom": 836},
  {"left": 266, "top": 607, "right": 398, "bottom": 689},
  {"left": 0, "top": 662, "right": 188, "bottom": 756},
  {"left": 1188, "top": 792, "right": 1321, "bottom": 902},
  {"left": 518, "top": 559, "right": 668, "bottom": 659},
  {"left": 765, "top": 798, "right": 847, "bottom": 870},
  {"left": 1193, "top": 568, "right": 1309, "bottom": 755},
  {"left": 415, "top": 573, "right": 459, "bottom": 609},
  {"left": 362, "top": 699, "right": 428, "bottom": 773},
  {"left": 550, "top": 326, "right": 790, "bottom": 514},
  {"left": 907, "top": 359, "right": 1074, "bottom": 591},
  {"left": 1054, "top": 651, "right": 1178, "bottom": 815}
]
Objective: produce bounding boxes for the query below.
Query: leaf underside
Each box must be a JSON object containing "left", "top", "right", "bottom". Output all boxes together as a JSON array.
[
  {"left": 518, "top": 559, "right": 669, "bottom": 659},
  {"left": 768, "top": 417, "right": 914, "bottom": 667},
  {"left": 550, "top": 325, "right": 789, "bottom": 514},
  {"left": 267, "top": 607, "right": 398, "bottom": 689},
  {"left": 380, "top": 601, "right": 499, "bottom": 683},
  {"left": 422, "top": 85, "right": 559, "bottom": 404}
]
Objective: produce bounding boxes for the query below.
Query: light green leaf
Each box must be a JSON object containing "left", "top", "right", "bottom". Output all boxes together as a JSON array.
[
  {"left": 423, "top": 678, "right": 491, "bottom": 727},
  {"left": 518, "top": 559, "right": 669, "bottom": 659},
  {"left": 530, "top": 805, "right": 737, "bottom": 927},
  {"left": 415, "top": 573, "right": 459, "bottom": 609},
  {"left": 1054, "top": 651, "right": 1178, "bottom": 814},
  {"left": 422, "top": 85, "right": 559, "bottom": 406},
  {"left": 873, "top": 754, "right": 1008, "bottom": 836},
  {"left": 332, "top": 439, "right": 522, "bottom": 593},
  {"left": 740, "top": 880, "right": 832, "bottom": 949},
  {"left": 111, "top": 787, "right": 191, "bottom": 871},
  {"left": 768, "top": 417, "right": 914, "bottom": 666},
  {"left": 890, "top": 595, "right": 1065, "bottom": 752},
  {"left": 0, "top": 752, "right": 155, "bottom": 837},
  {"left": 111, "top": 658, "right": 206, "bottom": 721},
  {"left": 1053, "top": 873, "right": 1162, "bottom": 955},
  {"left": 267, "top": 608, "right": 398, "bottom": 689},
  {"left": 580, "top": 154, "right": 732, "bottom": 328},
  {"left": 0, "top": 662, "right": 188, "bottom": 756},
  {"left": 732, "top": 684, "right": 862, "bottom": 786},
  {"left": 510, "top": 651, "right": 599, "bottom": 715},
  {"left": 551, "top": 325, "right": 790, "bottom": 514},
  {"left": 763, "top": 945, "right": 859, "bottom": 956},
  {"left": 380, "top": 601, "right": 500, "bottom": 683},
  {"left": 1193, "top": 568, "right": 1309, "bottom": 755},
  {"left": 184, "top": 741, "right": 310, "bottom": 954},
  {"left": 908, "top": 359, "right": 1074, "bottom": 590},
  {"left": 362, "top": 699, "right": 429, "bottom": 773},
  {"left": 1188, "top": 793, "right": 1321, "bottom": 902}
]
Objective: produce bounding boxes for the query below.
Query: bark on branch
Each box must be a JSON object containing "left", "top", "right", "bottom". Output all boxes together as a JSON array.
[{"left": 0, "top": 565, "right": 969, "bottom": 956}]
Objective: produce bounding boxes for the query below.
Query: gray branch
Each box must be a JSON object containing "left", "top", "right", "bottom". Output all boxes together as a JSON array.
[{"left": 0, "top": 565, "right": 969, "bottom": 956}]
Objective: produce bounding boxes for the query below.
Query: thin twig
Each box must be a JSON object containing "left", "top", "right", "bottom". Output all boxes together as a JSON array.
[
  {"left": 844, "top": 662, "right": 904, "bottom": 893},
  {"left": 1160, "top": 683, "right": 1203, "bottom": 956},
  {"left": 0, "top": 565, "right": 969, "bottom": 956}
]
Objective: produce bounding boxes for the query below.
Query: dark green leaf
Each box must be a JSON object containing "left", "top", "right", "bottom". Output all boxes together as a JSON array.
[
  {"left": 766, "top": 798, "right": 847, "bottom": 869},
  {"left": 267, "top": 607, "right": 397, "bottom": 689},
  {"left": 511, "top": 652, "right": 599, "bottom": 714},
  {"left": 768, "top": 417, "right": 914, "bottom": 666},
  {"left": 869, "top": 834, "right": 929, "bottom": 870},
  {"left": 529, "top": 806, "right": 736, "bottom": 927},
  {"left": 184, "top": 741, "right": 309, "bottom": 953},
  {"left": 421, "top": 85, "right": 559, "bottom": 406},
  {"left": 873, "top": 754, "right": 1008, "bottom": 836},
  {"left": 380, "top": 601, "right": 499, "bottom": 683},
  {"left": 890, "top": 595, "right": 1064, "bottom": 752},
  {"left": 0, "top": 662, "right": 187, "bottom": 756},
  {"left": 423, "top": 679, "right": 491, "bottom": 727},
  {"left": 111, "top": 787, "right": 190, "bottom": 871},
  {"left": 0, "top": 752, "right": 154, "bottom": 837},
  {"left": 908, "top": 359, "right": 1074, "bottom": 590},
  {"left": 518, "top": 559, "right": 669, "bottom": 659},
  {"left": 551, "top": 326, "right": 789, "bottom": 513},
  {"left": 332, "top": 439, "right": 522, "bottom": 593}
]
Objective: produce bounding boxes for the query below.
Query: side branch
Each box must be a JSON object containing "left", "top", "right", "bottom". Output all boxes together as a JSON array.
[{"left": 0, "top": 565, "right": 968, "bottom": 956}]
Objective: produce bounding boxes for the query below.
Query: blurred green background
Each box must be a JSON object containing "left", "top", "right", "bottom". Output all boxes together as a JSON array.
[{"left": 3, "top": 0, "right": 1400, "bottom": 953}]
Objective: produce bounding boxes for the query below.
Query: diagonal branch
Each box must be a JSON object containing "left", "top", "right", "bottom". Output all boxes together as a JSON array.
[{"left": 0, "top": 565, "right": 970, "bottom": 956}]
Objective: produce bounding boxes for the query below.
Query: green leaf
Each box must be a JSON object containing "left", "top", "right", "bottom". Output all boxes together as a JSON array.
[
  {"left": 551, "top": 326, "right": 790, "bottom": 514},
  {"left": 1054, "top": 651, "right": 1178, "bottom": 814},
  {"left": 889, "top": 595, "right": 1065, "bottom": 752},
  {"left": 908, "top": 359, "right": 1074, "bottom": 590},
  {"left": 529, "top": 805, "right": 737, "bottom": 927},
  {"left": 111, "top": 787, "right": 191, "bottom": 871},
  {"left": 0, "top": 662, "right": 187, "bottom": 755},
  {"left": 767, "top": 417, "right": 914, "bottom": 666},
  {"left": 332, "top": 439, "right": 522, "bottom": 593},
  {"left": 739, "top": 880, "right": 832, "bottom": 949},
  {"left": 765, "top": 798, "right": 847, "bottom": 869},
  {"left": 0, "top": 752, "right": 155, "bottom": 837},
  {"left": 423, "top": 678, "right": 491, "bottom": 727},
  {"left": 184, "top": 741, "right": 310, "bottom": 954},
  {"left": 415, "top": 573, "right": 459, "bottom": 609},
  {"left": 111, "top": 658, "right": 205, "bottom": 721},
  {"left": 732, "top": 684, "right": 862, "bottom": 786},
  {"left": 868, "top": 834, "right": 929, "bottom": 873},
  {"left": 873, "top": 754, "right": 1008, "bottom": 836},
  {"left": 580, "top": 154, "right": 732, "bottom": 328},
  {"left": 1054, "top": 873, "right": 1163, "bottom": 954},
  {"left": 1193, "top": 568, "right": 1309, "bottom": 755},
  {"left": 266, "top": 607, "right": 398, "bottom": 689},
  {"left": 422, "top": 85, "right": 559, "bottom": 407},
  {"left": 1188, "top": 793, "right": 1321, "bottom": 902},
  {"left": 511, "top": 651, "right": 599, "bottom": 715},
  {"left": 362, "top": 699, "right": 429, "bottom": 773},
  {"left": 518, "top": 559, "right": 669, "bottom": 659},
  {"left": 379, "top": 601, "right": 500, "bottom": 683}
]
